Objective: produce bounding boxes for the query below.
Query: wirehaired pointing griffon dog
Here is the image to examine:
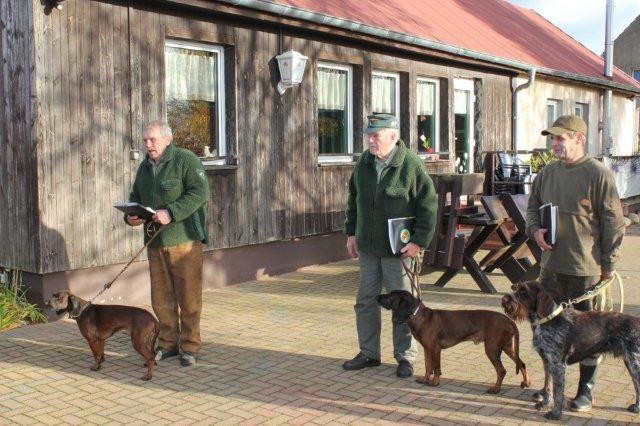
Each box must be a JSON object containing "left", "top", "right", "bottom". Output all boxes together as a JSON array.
[
  {"left": 377, "top": 290, "right": 530, "bottom": 393},
  {"left": 46, "top": 291, "right": 159, "bottom": 381},
  {"left": 502, "top": 281, "right": 640, "bottom": 420}
]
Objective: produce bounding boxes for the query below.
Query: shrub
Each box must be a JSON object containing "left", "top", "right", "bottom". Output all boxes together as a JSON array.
[
  {"left": 0, "top": 270, "right": 47, "bottom": 331},
  {"left": 528, "top": 150, "right": 557, "bottom": 173}
]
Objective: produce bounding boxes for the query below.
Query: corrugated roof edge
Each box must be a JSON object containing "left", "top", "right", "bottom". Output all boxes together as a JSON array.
[{"left": 218, "top": 0, "right": 640, "bottom": 95}]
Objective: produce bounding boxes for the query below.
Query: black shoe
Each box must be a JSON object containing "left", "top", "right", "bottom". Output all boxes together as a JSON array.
[
  {"left": 532, "top": 389, "right": 547, "bottom": 403},
  {"left": 180, "top": 352, "right": 197, "bottom": 366},
  {"left": 569, "top": 364, "right": 598, "bottom": 412},
  {"left": 154, "top": 347, "right": 179, "bottom": 361},
  {"left": 396, "top": 360, "right": 414, "bottom": 378},
  {"left": 342, "top": 352, "right": 381, "bottom": 371}
]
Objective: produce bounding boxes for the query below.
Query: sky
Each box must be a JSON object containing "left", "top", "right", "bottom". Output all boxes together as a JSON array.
[{"left": 508, "top": 0, "right": 640, "bottom": 55}]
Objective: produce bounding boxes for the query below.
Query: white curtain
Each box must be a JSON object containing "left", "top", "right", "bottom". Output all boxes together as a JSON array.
[
  {"left": 454, "top": 89, "right": 469, "bottom": 115},
  {"left": 372, "top": 75, "right": 396, "bottom": 114},
  {"left": 317, "top": 67, "right": 347, "bottom": 110},
  {"left": 165, "top": 46, "right": 217, "bottom": 102},
  {"left": 417, "top": 80, "right": 435, "bottom": 115}
]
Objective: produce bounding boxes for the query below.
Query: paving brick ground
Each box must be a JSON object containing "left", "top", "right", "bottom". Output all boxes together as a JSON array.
[{"left": 3, "top": 229, "right": 640, "bottom": 425}]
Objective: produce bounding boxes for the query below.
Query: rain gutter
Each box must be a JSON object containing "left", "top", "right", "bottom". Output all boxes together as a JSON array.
[
  {"left": 215, "top": 0, "right": 640, "bottom": 95},
  {"left": 512, "top": 67, "right": 537, "bottom": 151}
]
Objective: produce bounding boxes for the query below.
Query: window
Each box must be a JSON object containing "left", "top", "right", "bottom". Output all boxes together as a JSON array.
[
  {"left": 165, "top": 40, "right": 226, "bottom": 161},
  {"left": 546, "top": 98, "right": 563, "bottom": 147},
  {"left": 317, "top": 62, "right": 353, "bottom": 159},
  {"left": 633, "top": 69, "right": 640, "bottom": 82},
  {"left": 574, "top": 102, "right": 589, "bottom": 128},
  {"left": 372, "top": 71, "right": 400, "bottom": 117},
  {"left": 416, "top": 78, "right": 439, "bottom": 154}
]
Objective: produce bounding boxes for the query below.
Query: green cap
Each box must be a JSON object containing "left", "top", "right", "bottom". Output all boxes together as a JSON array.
[
  {"left": 541, "top": 115, "right": 587, "bottom": 136},
  {"left": 363, "top": 113, "right": 399, "bottom": 134}
]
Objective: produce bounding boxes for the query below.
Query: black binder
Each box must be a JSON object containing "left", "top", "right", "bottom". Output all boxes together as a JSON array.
[
  {"left": 114, "top": 202, "right": 156, "bottom": 222},
  {"left": 539, "top": 203, "right": 558, "bottom": 245}
]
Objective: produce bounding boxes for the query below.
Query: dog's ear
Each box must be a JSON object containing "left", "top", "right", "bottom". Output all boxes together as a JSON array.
[
  {"left": 68, "top": 294, "right": 82, "bottom": 317},
  {"left": 400, "top": 290, "right": 417, "bottom": 306},
  {"left": 377, "top": 293, "right": 393, "bottom": 310},
  {"left": 535, "top": 286, "right": 556, "bottom": 318}
]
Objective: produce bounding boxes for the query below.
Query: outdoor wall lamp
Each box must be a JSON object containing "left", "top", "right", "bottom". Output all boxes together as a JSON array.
[{"left": 276, "top": 50, "right": 308, "bottom": 95}]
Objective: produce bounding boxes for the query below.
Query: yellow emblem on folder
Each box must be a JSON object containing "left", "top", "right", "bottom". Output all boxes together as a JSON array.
[{"left": 399, "top": 228, "right": 411, "bottom": 244}]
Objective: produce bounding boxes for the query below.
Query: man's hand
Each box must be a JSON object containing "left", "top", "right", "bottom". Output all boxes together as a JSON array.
[
  {"left": 600, "top": 269, "right": 614, "bottom": 282},
  {"left": 533, "top": 228, "right": 553, "bottom": 252},
  {"left": 346, "top": 235, "right": 358, "bottom": 259},
  {"left": 126, "top": 215, "right": 144, "bottom": 226},
  {"left": 400, "top": 242, "right": 421, "bottom": 258},
  {"left": 153, "top": 209, "right": 172, "bottom": 225}
]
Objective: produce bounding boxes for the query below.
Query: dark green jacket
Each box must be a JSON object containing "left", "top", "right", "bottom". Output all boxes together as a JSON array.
[
  {"left": 344, "top": 140, "right": 437, "bottom": 257},
  {"left": 129, "top": 143, "right": 209, "bottom": 248}
]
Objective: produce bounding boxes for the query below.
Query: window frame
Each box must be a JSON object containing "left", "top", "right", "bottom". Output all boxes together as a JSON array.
[
  {"left": 317, "top": 61, "right": 354, "bottom": 164},
  {"left": 371, "top": 70, "right": 401, "bottom": 119},
  {"left": 546, "top": 98, "right": 563, "bottom": 148},
  {"left": 416, "top": 76, "right": 440, "bottom": 156},
  {"left": 633, "top": 69, "right": 640, "bottom": 82},
  {"left": 574, "top": 102, "right": 589, "bottom": 125},
  {"left": 164, "top": 39, "right": 227, "bottom": 165}
]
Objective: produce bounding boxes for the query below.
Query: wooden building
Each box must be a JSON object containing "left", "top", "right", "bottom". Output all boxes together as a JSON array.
[{"left": 1, "top": 0, "right": 639, "bottom": 305}]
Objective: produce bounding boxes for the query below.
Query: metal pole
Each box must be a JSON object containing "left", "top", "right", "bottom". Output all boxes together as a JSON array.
[{"left": 603, "top": 0, "right": 614, "bottom": 155}]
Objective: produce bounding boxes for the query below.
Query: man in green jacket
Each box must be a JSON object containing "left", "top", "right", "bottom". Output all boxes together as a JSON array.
[
  {"left": 526, "top": 115, "right": 625, "bottom": 411},
  {"left": 126, "top": 120, "right": 209, "bottom": 367},
  {"left": 343, "top": 113, "right": 437, "bottom": 378}
]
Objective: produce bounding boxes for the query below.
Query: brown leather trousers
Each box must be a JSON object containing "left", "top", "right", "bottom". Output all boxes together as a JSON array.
[{"left": 148, "top": 240, "right": 203, "bottom": 354}]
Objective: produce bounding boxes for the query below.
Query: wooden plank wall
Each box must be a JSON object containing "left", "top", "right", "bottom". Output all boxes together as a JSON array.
[
  {"left": 0, "top": 0, "right": 40, "bottom": 272},
  {"left": 18, "top": 0, "right": 512, "bottom": 274}
]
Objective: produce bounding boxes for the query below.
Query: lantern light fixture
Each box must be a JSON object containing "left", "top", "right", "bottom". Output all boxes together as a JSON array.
[{"left": 275, "top": 50, "right": 308, "bottom": 95}]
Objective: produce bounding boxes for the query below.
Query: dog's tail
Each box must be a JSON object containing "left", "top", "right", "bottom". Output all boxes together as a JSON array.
[{"left": 149, "top": 320, "right": 160, "bottom": 351}]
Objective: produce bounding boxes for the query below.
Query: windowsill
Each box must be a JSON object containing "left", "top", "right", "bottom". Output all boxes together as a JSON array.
[
  {"left": 419, "top": 153, "right": 450, "bottom": 162},
  {"left": 318, "top": 155, "right": 357, "bottom": 166},
  {"left": 201, "top": 156, "right": 239, "bottom": 171}
]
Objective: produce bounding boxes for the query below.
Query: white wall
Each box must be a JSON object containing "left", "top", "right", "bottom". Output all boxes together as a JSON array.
[
  {"left": 514, "top": 76, "right": 637, "bottom": 156},
  {"left": 610, "top": 97, "right": 638, "bottom": 155}
]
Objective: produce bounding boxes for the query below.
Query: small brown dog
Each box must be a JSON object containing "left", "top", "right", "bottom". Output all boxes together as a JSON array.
[
  {"left": 46, "top": 291, "right": 159, "bottom": 380},
  {"left": 378, "top": 290, "right": 530, "bottom": 393}
]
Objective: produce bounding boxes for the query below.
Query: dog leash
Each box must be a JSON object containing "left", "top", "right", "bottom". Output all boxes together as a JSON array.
[
  {"left": 567, "top": 271, "right": 623, "bottom": 312},
  {"left": 531, "top": 272, "right": 623, "bottom": 327},
  {"left": 70, "top": 222, "right": 165, "bottom": 319},
  {"left": 402, "top": 250, "right": 424, "bottom": 300}
]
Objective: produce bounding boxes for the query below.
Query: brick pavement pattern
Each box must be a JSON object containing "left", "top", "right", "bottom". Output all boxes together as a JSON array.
[{"left": 3, "top": 232, "right": 640, "bottom": 425}]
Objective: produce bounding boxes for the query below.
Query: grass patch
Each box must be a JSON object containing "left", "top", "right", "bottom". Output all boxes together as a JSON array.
[{"left": 0, "top": 270, "right": 47, "bottom": 331}]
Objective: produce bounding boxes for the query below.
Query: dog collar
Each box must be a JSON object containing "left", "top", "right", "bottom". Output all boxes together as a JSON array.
[
  {"left": 69, "top": 302, "right": 91, "bottom": 319},
  {"left": 531, "top": 303, "right": 566, "bottom": 327},
  {"left": 412, "top": 299, "right": 423, "bottom": 316}
]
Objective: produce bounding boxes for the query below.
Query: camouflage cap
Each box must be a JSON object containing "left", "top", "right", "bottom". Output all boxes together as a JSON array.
[
  {"left": 541, "top": 115, "right": 587, "bottom": 136},
  {"left": 363, "top": 113, "right": 399, "bottom": 134}
]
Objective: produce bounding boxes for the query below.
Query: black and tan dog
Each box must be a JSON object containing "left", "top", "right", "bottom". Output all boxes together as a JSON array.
[
  {"left": 377, "top": 290, "right": 530, "bottom": 393},
  {"left": 46, "top": 291, "right": 159, "bottom": 380},
  {"left": 502, "top": 281, "right": 640, "bottom": 419}
]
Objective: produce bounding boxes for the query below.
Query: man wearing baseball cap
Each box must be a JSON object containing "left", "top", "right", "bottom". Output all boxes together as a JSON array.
[
  {"left": 525, "top": 114, "right": 625, "bottom": 411},
  {"left": 342, "top": 113, "right": 437, "bottom": 378}
]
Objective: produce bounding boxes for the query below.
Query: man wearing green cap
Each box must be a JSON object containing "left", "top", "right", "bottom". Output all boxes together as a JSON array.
[
  {"left": 342, "top": 113, "right": 437, "bottom": 378},
  {"left": 525, "top": 114, "right": 625, "bottom": 411}
]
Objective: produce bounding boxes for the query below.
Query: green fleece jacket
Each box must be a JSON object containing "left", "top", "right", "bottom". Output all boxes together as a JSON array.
[
  {"left": 344, "top": 140, "right": 437, "bottom": 257},
  {"left": 526, "top": 155, "right": 625, "bottom": 276},
  {"left": 129, "top": 143, "right": 209, "bottom": 248}
]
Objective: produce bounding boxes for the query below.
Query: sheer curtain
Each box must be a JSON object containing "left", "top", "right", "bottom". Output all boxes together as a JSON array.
[
  {"left": 372, "top": 74, "right": 396, "bottom": 114},
  {"left": 165, "top": 46, "right": 217, "bottom": 102},
  {"left": 318, "top": 67, "right": 346, "bottom": 110},
  {"left": 454, "top": 89, "right": 469, "bottom": 114},
  {"left": 417, "top": 80, "right": 435, "bottom": 115}
]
